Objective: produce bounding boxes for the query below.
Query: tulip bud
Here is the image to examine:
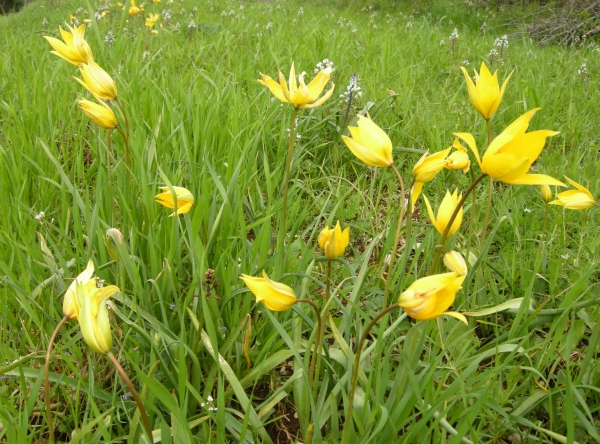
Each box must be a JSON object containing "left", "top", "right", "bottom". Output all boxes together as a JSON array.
[
  {"left": 318, "top": 221, "right": 350, "bottom": 260},
  {"left": 540, "top": 185, "right": 552, "bottom": 203},
  {"left": 341, "top": 115, "right": 394, "bottom": 168},
  {"left": 105, "top": 228, "right": 125, "bottom": 263},
  {"left": 443, "top": 251, "right": 468, "bottom": 276},
  {"left": 77, "top": 98, "right": 117, "bottom": 129},
  {"left": 241, "top": 271, "right": 297, "bottom": 312},
  {"left": 75, "top": 281, "right": 120, "bottom": 354}
]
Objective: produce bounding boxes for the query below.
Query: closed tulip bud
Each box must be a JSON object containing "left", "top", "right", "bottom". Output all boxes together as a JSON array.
[
  {"left": 398, "top": 272, "right": 467, "bottom": 324},
  {"left": 63, "top": 259, "right": 95, "bottom": 319},
  {"left": 445, "top": 139, "right": 470, "bottom": 173},
  {"left": 155, "top": 186, "right": 194, "bottom": 216},
  {"left": 443, "top": 251, "right": 468, "bottom": 276},
  {"left": 241, "top": 271, "right": 297, "bottom": 312},
  {"left": 75, "top": 280, "right": 120, "bottom": 354},
  {"left": 342, "top": 115, "right": 394, "bottom": 168},
  {"left": 455, "top": 110, "right": 565, "bottom": 187},
  {"left": 75, "top": 61, "right": 117, "bottom": 101},
  {"left": 77, "top": 98, "right": 117, "bottom": 129},
  {"left": 460, "top": 62, "right": 513, "bottom": 120},
  {"left": 540, "top": 184, "right": 553, "bottom": 203},
  {"left": 44, "top": 24, "right": 93, "bottom": 66},
  {"left": 318, "top": 221, "right": 350, "bottom": 260},
  {"left": 549, "top": 177, "right": 595, "bottom": 210},
  {"left": 411, "top": 148, "right": 451, "bottom": 206},
  {"left": 258, "top": 62, "right": 335, "bottom": 109},
  {"left": 423, "top": 189, "right": 463, "bottom": 237},
  {"left": 105, "top": 228, "right": 125, "bottom": 263}
]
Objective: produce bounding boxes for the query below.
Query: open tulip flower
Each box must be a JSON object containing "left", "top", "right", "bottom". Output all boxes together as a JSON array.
[
  {"left": 342, "top": 115, "right": 394, "bottom": 168},
  {"left": 455, "top": 109, "right": 565, "bottom": 186},
  {"left": 258, "top": 62, "right": 335, "bottom": 109},
  {"left": 318, "top": 221, "right": 350, "bottom": 260},
  {"left": 461, "top": 62, "right": 512, "bottom": 120},
  {"left": 155, "top": 186, "right": 195, "bottom": 216},
  {"left": 423, "top": 189, "right": 463, "bottom": 237},
  {"left": 77, "top": 98, "right": 117, "bottom": 129},
  {"left": 75, "top": 280, "right": 120, "bottom": 354},
  {"left": 445, "top": 138, "right": 470, "bottom": 173},
  {"left": 549, "top": 177, "right": 595, "bottom": 210},
  {"left": 63, "top": 259, "right": 95, "bottom": 319},
  {"left": 75, "top": 61, "right": 117, "bottom": 101},
  {"left": 44, "top": 24, "right": 93, "bottom": 66},
  {"left": 398, "top": 272, "right": 467, "bottom": 324},
  {"left": 410, "top": 147, "right": 451, "bottom": 208},
  {"left": 241, "top": 271, "right": 297, "bottom": 312},
  {"left": 145, "top": 13, "right": 160, "bottom": 28}
]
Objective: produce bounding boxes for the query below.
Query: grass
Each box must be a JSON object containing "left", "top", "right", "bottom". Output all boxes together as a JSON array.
[{"left": 0, "top": 0, "right": 599, "bottom": 442}]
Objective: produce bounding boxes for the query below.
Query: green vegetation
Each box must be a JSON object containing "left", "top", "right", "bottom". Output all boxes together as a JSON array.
[{"left": 0, "top": 0, "right": 599, "bottom": 442}]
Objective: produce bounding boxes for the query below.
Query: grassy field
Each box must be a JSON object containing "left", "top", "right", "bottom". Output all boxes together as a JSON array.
[{"left": 1, "top": 0, "right": 599, "bottom": 442}]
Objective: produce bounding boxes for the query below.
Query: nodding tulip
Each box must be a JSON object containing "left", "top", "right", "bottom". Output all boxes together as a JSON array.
[
  {"left": 241, "top": 271, "right": 297, "bottom": 312},
  {"left": 445, "top": 138, "right": 470, "bottom": 173},
  {"left": 549, "top": 177, "right": 595, "bottom": 210},
  {"left": 411, "top": 148, "right": 451, "bottom": 208},
  {"left": 258, "top": 62, "right": 335, "bottom": 109},
  {"left": 443, "top": 251, "right": 468, "bottom": 276},
  {"left": 155, "top": 186, "right": 195, "bottom": 216},
  {"left": 75, "top": 61, "right": 118, "bottom": 101},
  {"left": 77, "top": 98, "right": 117, "bottom": 129},
  {"left": 63, "top": 259, "right": 95, "bottom": 319},
  {"left": 342, "top": 115, "right": 394, "bottom": 168}
]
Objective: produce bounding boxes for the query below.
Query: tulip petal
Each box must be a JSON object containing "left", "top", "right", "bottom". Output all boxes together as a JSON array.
[
  {"left": 482, "top": 152, "right": 530, "bottom": 182},
  {"left": 301, "top": 84, "right": 335, "bottom": 109},
  {"left": 410, "top": 182, "right": 424, "bottom": 212},
  {"left": 565, "top": 176, "right": 594, "bottom": 197},
  {"left": 306, "top": 67, "right": 331, "bottom": 102},
  {"left": 422, "top": 194, "right": 438, "bottom": 232},
  {"left": 505, "top": 174, "right": 566, "bottom": 187},
  {"left": 487, "top": 108, "right": 539, "bottom": 157},
  {"left": 443, "top": 311, "right": 469, "bottom": 325},
  {"left": 489, "top": 69, "right": 514, "bottom": 118},
  {"left": 454, "top": 132, "right": 481, "bottom": 168},
  {"left": 342, "top": 135, "right": 391, "bottom": 168}
]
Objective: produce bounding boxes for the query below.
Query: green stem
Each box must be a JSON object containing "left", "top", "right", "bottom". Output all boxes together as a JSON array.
[
  {"left": 106, "top": 352, "right": 153, "bottom": 442},
  {"left": 430, "top": 174, "right": 486, "bottom": 273},
  {"left": 464, "top": 169, "right": 478, "bottom": 279},
  {"left": 297, "top": 299, "right": 322, "bottom": 390},
  {"left": 278, "top": 107, "right": 299, "bottom": 271},
  {"left": 116, "top": 126, "right": 131, "bottom": 172},
  {"left": 313, "top": 260, "right": 332, "bottom": 398},
  {"left": 44, "top": 314, "right": 69, "bottom": 444},
  {"left": 115, "top": 97, "right": 130, "bottom": 143},
  {"left": 341, "top": 304, "right": 401, "bottom": 443},
  {"left": 382, "top": 164, "right": 406, "bottom": 309},
  {"left": 106, "top": 129, "right": 113, "bottom": 225},
  {"left": 481, "top": 119, "right": 493, "bottom": 246}
]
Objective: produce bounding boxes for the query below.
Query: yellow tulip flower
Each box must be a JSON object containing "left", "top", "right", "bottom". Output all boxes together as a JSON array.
[
  {"left": 540, "top": 184, "right": 553, "bottom": 203},
  {"left": 258, "top": 63, "right": 335, "bottom": 109},
  {"left": 460, "top": 62, "right": 513, "bottom": 120},
  {"left": 398, "top": 272, "right": 467, "bottom": 324},
  {"left": 129, "top": 0, "right": 141, "bottom": 14},
  {"left": 145, "top": 13, "right": 159, "bottom": 28},
  {"left": 75, "top": 280, "right": 120, "bottom": 354},
  {"left": 75, "top": 61, "right": 118, "bottom": 101},
  {"left": 318, "top": 221, "right": 350, "bottom": 260},
  {"left": 240, "top": 271, "right": 297, "bottom": 312},
  {"left": 155, "top": 186, "right": 195, "bottom": 216},
  {"left": 455, "top": 109, "right": 565, "bottom": 186},
  {"left": 423, "top": 189, "right": 463, "bottom": 237},
  {"left": 445, "top": 138, "right": 470, "bottom": 173},
  {"left": 410, "top": 148, "right": 451, "bottom": 207},
  {"left": 549, "top": 177, "right": 595, "bottom": 210},
  {"left": 77, "top": 98, "right": 117, "bottom": 129},
  {"left": 63, "top": 259, "right": 95, "bottom": 319},
  {"left": 443, "top": 251, "right": 468, "bottom": 276},
  {"left": 342, "top": 115, "right": 393, "bottom": 168},
  {"left": 44, "top": 24, "right": 93, "bottom": 66}
]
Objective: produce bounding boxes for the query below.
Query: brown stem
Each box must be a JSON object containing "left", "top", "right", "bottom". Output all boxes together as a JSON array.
[
  {"left": 296, "top": 299, "right": 322, "bottom": 390},
  {"left": 430, "top": 174, "right": 486, "bottom": 273},
  {"left": 44, "top": 314, "right": 69, "bottom": 444},
  {"left": 106, "top": 352, "right": 153, "bottom": 442},
  {"left": 341, "top": 304, "right": 401, "bottom": 442}
]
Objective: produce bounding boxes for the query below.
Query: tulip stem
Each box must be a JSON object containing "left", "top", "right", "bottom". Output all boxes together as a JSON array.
[
  {"left": 341, "top": 304, "right": 401, "bottom": 443},
  {"left": 115, "top": 98, "right": 130, "bottom": 144},
  {"left": 481, "top": 119, "right": 494, "bottom": 247},
  {"left": 382, "top": 164, "right": 406, "bottom": 309},
  {"left": 106, "top": 352, "right": 153, "bottom": 442},
  {"left": 279, "top": 108, "right": 299, "bottom": 271},
  {"left": 430, "top": 173, "right": 486, "bottom": 273},
  {"left": 296, "top": 299, "right": 322, "bottom": 391},
  {"left": 44, "top": 314, "right": 69, "bottom": 444},
  {"left": 116, "top": 126, "right": 131, "bottom": 172},
  {"left": 312, "top": 260, "right": 332, "bottom": 397}
]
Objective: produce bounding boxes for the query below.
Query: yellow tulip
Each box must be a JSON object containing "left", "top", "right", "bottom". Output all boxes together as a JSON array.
[
  {"left": 445, "top": 138, "right": 470, "bottom": 173},
  {"left": 455, "top": 109, "right": 565, "bottom": 186},
  {"left": 460, "top": 62, "right": 513, "bottom": 120},
  {"left": 540, "top": 184, "right": 552, "bottom": 203},
  {"left": 398, "top": 272, "right": 467, "bottom": 324},
  {"left": 77, "top": 98, "right": 117, "bottom": 129},
  {"left": 341, "top": 115, "right": 393, "bottom": 168},
  {"left": 155, "top": 186, "right": 194, "bottom": 216},
  {"left": 410, "top": 148, "right": 451, "bottom": 207},
  {"left": 75, "top": 61, "right": 118, "bottom": 101},
  {"left": 44, "top": 24, "right": 93, "bottom": 66},
  {"left": 129, "top": 0, "right": 141, "bottom": 14},
  {"left": 63, "top": 259, "right": 95, "bottom": 319},
  {"left": 443, "top": 251, "right": 468, "bottom": 276},
  {"left": 549, "top": 177, "right": 595, "bottom": 210},
  {"left": 75, "top": 280, "right": 120, "bottom": 354},
  {"left": 423, "top": 189, "right": 463, "bottom": 237},
  {"left": 318, "top": 221, "right": 350, "bottom": 260},
  {"left": 258, "top": 62, "right": 335, "bottom": 109},
  {"left": 145, "top": 13, "right": 159, "bottom": 28},
  {"left": 240, "top": 271, "right": 297, "bottom": 312}
]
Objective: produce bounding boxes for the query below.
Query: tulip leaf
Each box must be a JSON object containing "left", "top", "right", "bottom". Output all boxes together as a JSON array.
[{"left": 463, "top": 298, "right": 533, "bottom": 317}]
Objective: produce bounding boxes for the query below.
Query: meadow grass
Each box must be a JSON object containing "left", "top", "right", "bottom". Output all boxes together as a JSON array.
[{"left": 0, "top": 0, "right": 599, "bottom": 442}]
